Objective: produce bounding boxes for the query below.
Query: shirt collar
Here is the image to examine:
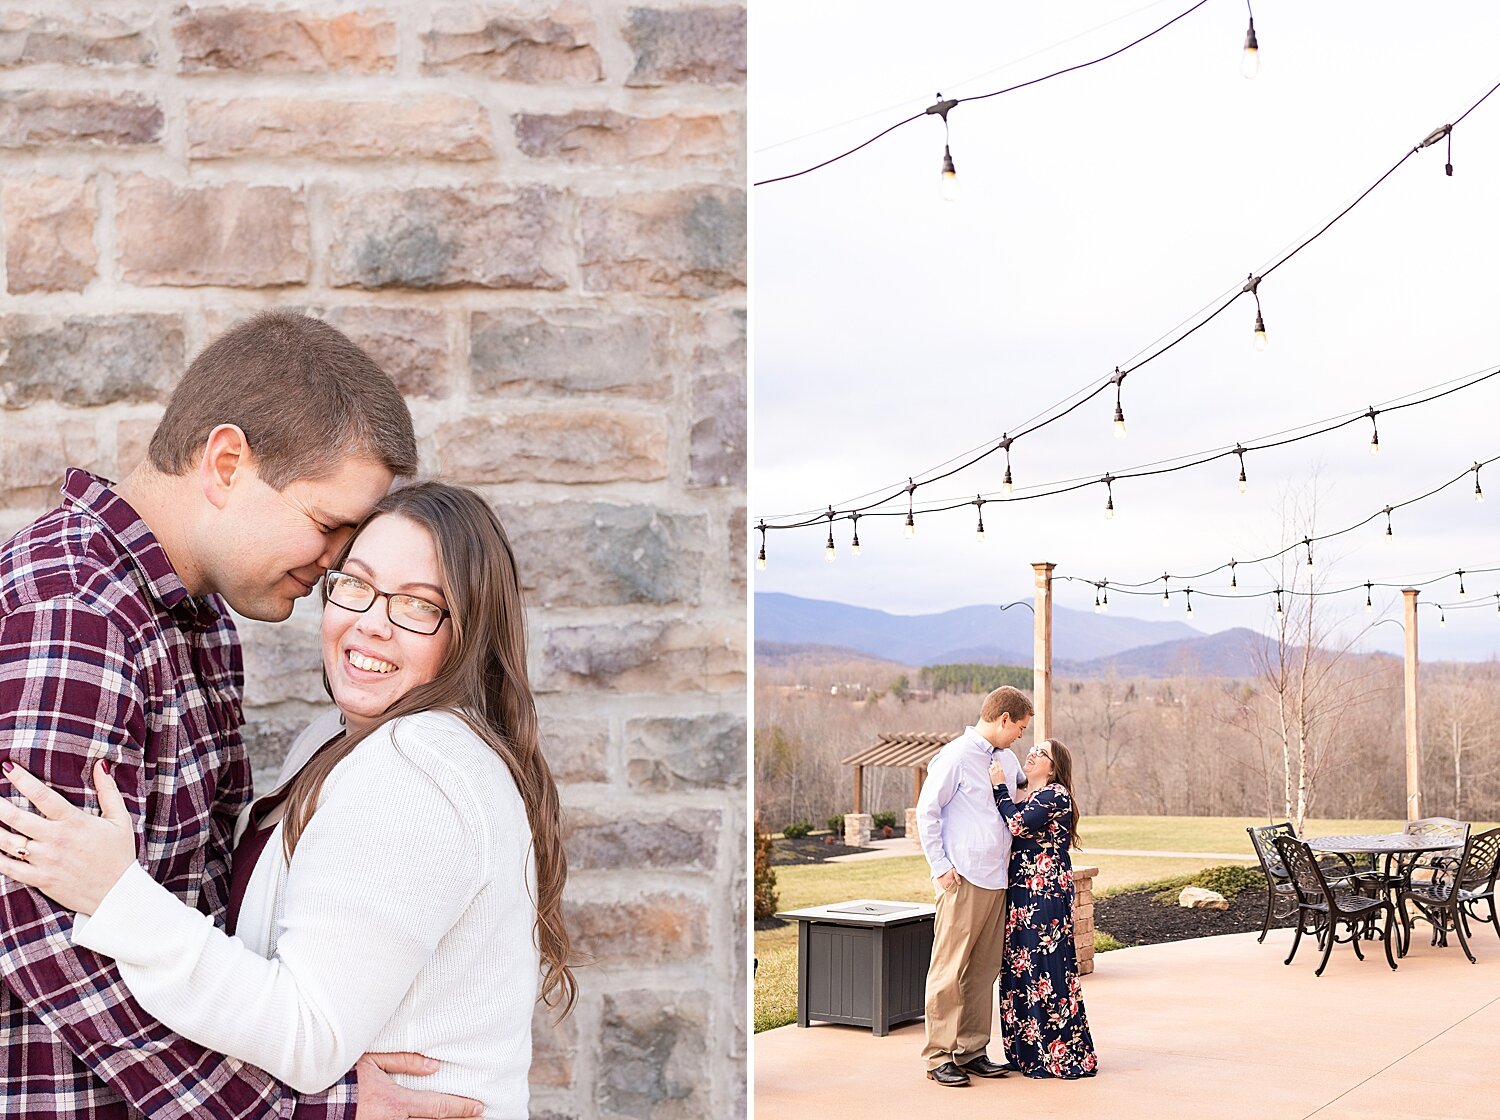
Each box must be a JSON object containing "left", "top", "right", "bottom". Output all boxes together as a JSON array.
[
  {"left": 963, "top": 726, "right": 995, "bottom": 755},
  {"left": 61, "top": 468, "right": 224, "bottom": 632}
]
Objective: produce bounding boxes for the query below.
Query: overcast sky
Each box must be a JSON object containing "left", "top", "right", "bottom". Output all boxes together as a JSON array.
[{"left": 750, "top": 1, "right": 1500, "bottom": 661}]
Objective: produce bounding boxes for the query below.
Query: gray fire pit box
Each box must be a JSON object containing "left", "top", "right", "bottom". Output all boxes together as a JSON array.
[{"left": 775, "top": 898, "right": 937, "bottom": 1035}]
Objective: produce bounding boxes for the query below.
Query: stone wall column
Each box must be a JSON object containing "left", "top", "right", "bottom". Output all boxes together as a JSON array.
[{"left": 1073, "top": 865, "right": 1098, "bottom": 976}]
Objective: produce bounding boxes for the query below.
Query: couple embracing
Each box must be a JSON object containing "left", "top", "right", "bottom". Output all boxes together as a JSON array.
[{"left": 916, "top": 686, "right": 1098, "bottom": 1085}]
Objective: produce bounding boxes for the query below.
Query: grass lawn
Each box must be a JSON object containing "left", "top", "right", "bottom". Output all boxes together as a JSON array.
[{"left": 753, "top": 814, "right": 1498, "bottom": 1033}]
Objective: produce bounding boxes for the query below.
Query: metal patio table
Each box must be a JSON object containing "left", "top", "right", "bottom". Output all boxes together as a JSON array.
[
  {"left": 775, "top": 898, "right": 936, "bottom": 1035},
  {"left": 1307, "top": 833, "right": 1465, "bottom": 946}
]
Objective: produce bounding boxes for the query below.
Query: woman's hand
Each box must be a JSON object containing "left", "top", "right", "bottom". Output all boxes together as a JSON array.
[{"left": 0, "top": 760, "right": 136, "bottom": 915}]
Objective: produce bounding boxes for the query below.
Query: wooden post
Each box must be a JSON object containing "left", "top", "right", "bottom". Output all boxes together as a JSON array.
[
  {"left": 1032, "top": 562, "right": 1056, "bottom": 741},
  {"left": 853, "top": 764, "right": 865, "bottom": 815},
  {"left": 912, "top": 765, "right": 923, "bottom": 806},
  {"left": 1402, "top": 588, "right": 1421, "bottom": 820}
]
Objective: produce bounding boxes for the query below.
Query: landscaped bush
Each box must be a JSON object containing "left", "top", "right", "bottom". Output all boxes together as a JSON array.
[
  {"left": 782, "top": 821, "right": 814, "bottom": 839},
  {"left": 1149, "top": 864, "right": 1267, "bottom": 904},
  {"left": 753, "top": 818, "right": 778, "bottom": 921},
  {"left": 826, "top": 814, "right": 846, "bottom": 834},
  {"left": 871, "top": 811, "right": 899, "bottom": 829}
]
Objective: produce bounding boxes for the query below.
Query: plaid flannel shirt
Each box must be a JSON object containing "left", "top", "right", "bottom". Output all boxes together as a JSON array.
[{"left": 0, "top": 470, "right": 356, "bottom": 1119}]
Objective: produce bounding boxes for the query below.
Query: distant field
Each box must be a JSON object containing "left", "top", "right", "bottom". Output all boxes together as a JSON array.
[{"left": 753, "top": 814, "right": 1496, "bottom": 1033}]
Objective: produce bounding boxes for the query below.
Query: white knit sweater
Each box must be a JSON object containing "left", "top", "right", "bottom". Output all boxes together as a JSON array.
[{"left": 73, "top": 707, "right": 539, "bottom": 1118}]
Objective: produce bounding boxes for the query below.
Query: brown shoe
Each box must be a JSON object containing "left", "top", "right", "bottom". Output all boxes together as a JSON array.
[
  {"left": 926, "top": 1062, "right": 970, "bottom": 1086},
  {"left": 959, "top": 1056, "right": 1009, "bottom": 1078}
]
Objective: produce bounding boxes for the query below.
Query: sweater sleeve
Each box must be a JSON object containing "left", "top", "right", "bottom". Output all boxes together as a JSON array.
[
  {"left": 996, "top": 784, "right": 1068, "bottom": 839},
  {"left": 73, "top": 718, "right": 484, "bottom": 1094}
]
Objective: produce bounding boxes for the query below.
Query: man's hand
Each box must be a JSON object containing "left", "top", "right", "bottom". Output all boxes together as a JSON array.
[
  {"left": 355, "top": 1053, "right": 483, "bottom": 1119},
  {"left": 936, "top": 869, "right": 961, "bottom": 892}
]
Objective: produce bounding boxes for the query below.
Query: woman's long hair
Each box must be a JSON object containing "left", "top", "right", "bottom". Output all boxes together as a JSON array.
[
  {"left": 1043, "top": 739, "right": 1082, "bottom": 849},
  {"left": 279, "top": 481, "right": 576, "bottom": 1016}
]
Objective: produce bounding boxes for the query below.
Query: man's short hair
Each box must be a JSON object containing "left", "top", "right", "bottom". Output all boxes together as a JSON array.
[
  {"left": 981, "top": 685, "right": 1034, "bottom": 724},
  {"left": 148, "top": 310, "right": 418, "bottom": 489}
]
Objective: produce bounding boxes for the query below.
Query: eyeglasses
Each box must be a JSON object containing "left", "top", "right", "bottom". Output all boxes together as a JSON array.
[
  {"left": 1027, "top": 743, "right": 1053, "bottom": 761},
  {"left": 324, "top": 570, "right": 451, "bottom": 636}
]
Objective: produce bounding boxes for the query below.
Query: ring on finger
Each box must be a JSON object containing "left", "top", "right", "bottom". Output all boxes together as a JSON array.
[{"left": 14, "top": 843, "right": 28, "bottom": 861}]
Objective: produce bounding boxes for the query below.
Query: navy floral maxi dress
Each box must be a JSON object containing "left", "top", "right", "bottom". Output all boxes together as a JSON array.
[{"left": 993, "top": 782, "right": 1098, "bottom": 1078}]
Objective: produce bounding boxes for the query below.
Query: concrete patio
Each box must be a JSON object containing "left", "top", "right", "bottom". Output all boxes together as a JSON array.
[{"left": 754, "top": 925, "right": 1500, "bottom": 1119}]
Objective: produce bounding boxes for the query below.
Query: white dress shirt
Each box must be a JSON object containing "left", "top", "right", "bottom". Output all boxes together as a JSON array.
[{"left": 916, "top": 726, "right": 1024, "bottom": 890}]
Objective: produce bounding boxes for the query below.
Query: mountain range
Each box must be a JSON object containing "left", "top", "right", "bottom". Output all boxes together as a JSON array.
[{"left": 754, "top": 592, "right": 1274, "bottom": 678}]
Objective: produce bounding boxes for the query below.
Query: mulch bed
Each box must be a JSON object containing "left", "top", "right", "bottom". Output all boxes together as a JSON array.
[
  {"left": 1094, "top": 884, "right": 1293, "bottom": 946},
  {"left": 768, "top": 828, "right": 906, "bottom": 866}
]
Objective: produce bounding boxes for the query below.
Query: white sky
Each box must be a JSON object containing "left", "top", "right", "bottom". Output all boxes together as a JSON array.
[{"left": 750, "top": 0, "right": 1500, "bottom": 661}]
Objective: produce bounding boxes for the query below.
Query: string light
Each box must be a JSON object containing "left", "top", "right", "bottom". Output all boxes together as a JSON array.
[
  {"left": 1185, "top": 588, "right": 1194, "bottom": 615},
  {"left": 1457, "top": 569, "right": 1466, "bottom": 597},
  {"left": 1384, "top": 505, "right": 1394, "bottom": 542},
  {"left": 1475, "top": 462, "right": 1485, "bottom": 503},
  {"left": 1104, "top": 474, "right": 1116, "bottom": 520},
  {"left": 904, "top": 478, "right": 916, "bottom": 539},
  {"left": 1440, "top": 606, "right": 1447, "bottom": 628},
  {"left": 757, "top": 520, "right": 767, "bottom": 570},
  {"left": 1235, "top": 445, "right": 1248, "bottom": 494},
  {"left": 824, "top": 507, "right": 836, "bottom": 563},
  {"left": 1420, "top": 123, "right": 1454, "bottom": 177},
  {"left": 1275, "top": 589, "right": 1284, "bottom": 619},
  {"left": 1241, "top": 3, "right": 1259, "bottom": 79},
  {"left": 1365, "top": 581, "right": 1374, "bottom": 612},
  {"left": 1367, "top": 407, "right": 1381, "bottom": 454},
  {"left": 1244, "top": 274, "right": 1267, "bottom": 351},
  {"left": 927, "top": 95, "right": 960, "bottom": 202},
  {"left": 1229, "top": 559, "right": 1238, "bottom": 589},
  {"left": 1002, "top": 435, "right": 1014, "bottom": 494},
  {"left": 1101, "top": 583, "right": 1110, "bottom": 612},
  {"left": 850, "top": 512, "right": 861, "bottom": 556},
  {"left": 1093, "top": 589, "right": 1102, "bottom": 613},
  {"left": 1162, "top": 573, "right": 1171, "bottom": 604},
  {"left": 974, "top": 495, "right": 986, "bottom": 542},
  {"left": 1304, "top": 537, "right": 1314, "bottom": 568},
  {"left": 1112, "top": 369, "right": 1127, "bottom": 438}
]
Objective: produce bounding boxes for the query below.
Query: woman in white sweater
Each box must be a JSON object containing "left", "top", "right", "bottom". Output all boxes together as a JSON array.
[{"left": 0, "top": 482, "right": 575, "bottom": 1119}]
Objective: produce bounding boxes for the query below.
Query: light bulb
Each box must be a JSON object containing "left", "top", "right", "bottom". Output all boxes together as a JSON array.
[
  {"left": 1385, "top": 524, "right": 1393, "bottom": 542},
  {"left": 1003, "top": 467, "right": 1014, "bottom": 495},
  {"left": 941, "top": 146, "right": 959, "bottom": 202},
  {"left": 1241, "top": 19, "right": 1259, "bottom": 79},
  {"left": 851, "top": 531, "right": 861, "bottom": 557},
  {"left": 1113, "top": 404, "right": 1127, "bottom": 439},
  {"left": 1477, "top": 480, "right": 1485, "bottom": 503},
  {"left": 1186, "top": 597, "right": 1193, "bottom": 615},
  {"left": 1370, "top": 432, "right": 1381, "bottom": 455},
  {"left": 756, "top": 550, "right": 766, "bottom": 571},
  {"left": 1252, "top": 313, "right": 1268, "bottom": 351},
  {"left": 1365, "top": 597, "right": 1373, "bottom": 614},
  {"left": 1093, "top": 596, "right": 1102, "bottom": 614},
  {"left": 1440, "top": 611, "right": 1447, "bottom": 628},
  {"left": 1238, "top": 472, "right": 1248, "bottom": 494},
  {"left": 824, "top": 539, "right": 835, "bottom": 564},
  {"left": 976, "top": 522, "right": 986, "bottom": 543},
  {"left": 1101, "top": 592, "right": 1109, "bottom": 612},
  {"left": 904, "top": 513, "right": 915, "bottom": 539},
  {"left": 1105, "top": 496, "right": 1115, "bottom": 520}
]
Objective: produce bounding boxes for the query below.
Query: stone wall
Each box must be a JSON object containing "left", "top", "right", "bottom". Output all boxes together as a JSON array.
[
  {"left": 0, "top": 3, "right": 746, "bottom": 1116},
  {"left": 1074, "top": 865, "right": 1097, "bottom": 976}
]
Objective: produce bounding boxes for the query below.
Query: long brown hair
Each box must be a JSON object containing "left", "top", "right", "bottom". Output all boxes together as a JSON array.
[
  {"left": 280, "top": 481, "right": 576, "bottom": 1015},
  {"left": 1041, "top": 738, "right": 1082, "bottom": 849}
]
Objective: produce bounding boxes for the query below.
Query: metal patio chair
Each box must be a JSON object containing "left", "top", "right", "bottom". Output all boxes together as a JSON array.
[
  {"left": 1274, "top": 834, "right": 1397, "bottom": 977},
  {"left": 1397, "top": 829, "right": 1482, "bottom": 964},
  {"left": 1457, "top": 827, "right": 1500, "bottom": 943}
]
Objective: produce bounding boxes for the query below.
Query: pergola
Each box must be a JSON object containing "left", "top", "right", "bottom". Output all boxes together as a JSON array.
[{"left": 840, "top": 732, "right": 953, "bottom": 814}]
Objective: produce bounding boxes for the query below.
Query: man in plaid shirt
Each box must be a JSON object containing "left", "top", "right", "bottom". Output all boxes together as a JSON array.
[{"left": 0, "top": 313, "right": 480, "bottom": 1119}]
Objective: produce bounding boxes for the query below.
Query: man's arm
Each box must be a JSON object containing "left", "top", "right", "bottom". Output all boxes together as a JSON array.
[
  {"left": 0, "top": 600, "right": 350, "bottom": 1120},
  {"left": 915, "top": 749, "right": 960, "bottom": 880}
]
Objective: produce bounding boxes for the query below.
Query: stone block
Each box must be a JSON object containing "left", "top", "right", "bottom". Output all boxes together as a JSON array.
[
  {"left": 437, "top": 411, "right": 667, "bottom": 485},
  {"left": 685, "top": 307, "right": 745, "bottom": 487},
  {"left": 534, "top": 618, "right": 743, "bottom": 694},
  {"left": 566, "top": 894, "right": 709, "bottom": 964},
  {"left": 624, "top": 713, "right": 744, "bottom": 791},
  {"left": 3, "top": 177, "right": 96, "bottom": 293},
  {"left": 503, "top": 502, "right": 706, "bottom": 609},
  {"left": 0, "top": 314, "right": 183, "bottom": 409},
  {"left": 625, "top": 7, "right": 745, "bottom": 87},
  {"left": 174, "top": 8, "right": 396, "bottom": 73},
  {"left": 117, "top": 177, "right": 308, "bottom": 288},
  {"left": 905, "top": 806, "right": 918, "bottom": 838},
  {"left": 238, "top": 616, "right": 325, "bottom": 706},
  {"left": 187, "top": 95, "right": 492, "bottom": 161},
  {"left": 422, "top": 5, "right": 602, "bottom": 82},
  {"left": 469, "top": 307, "right": 671, "bottom": 400},
  {"left": 597, "top": 990, "right": 711, "bottom": 1120},
  {"left": 239, "top": 713, "right": 317, "bottom": 777},
  {"left": 327, "top": 186, "right": 567, "bottom": 290},
  {"left": 116, "top": 417, "right": 160, "bottom": 477},
  {"left": 729, "top": 508, "right": 745, "bottom": 593},
  {"left": 311, "top": 307, "right": 450, "bottom": 398},
  {"left": 0, "top": 415, "right": 101, "bottom": 505},
  {"left": 535, "top": 715, "right": 610, "bottom": 785},
  {"left": 843, "top": 812, "right": 872, "bottom": 848},
  {"left": 563, "top": 806, "right": 718, "bottom": 872},
  {"left": 0, "top": 90, "right": 161, "bottom": 148},
  {"left": 530, "top": 1002, "right": 577, "bottom": 1089},
  {"left": 514, "top": 109, "right": 738, "bottom": 168},
  {"left": 0, "top": 13, "right": 156, "bottom": 68},
  {"left": 580, "top": 187, "right": 745, "bottom": 297}
]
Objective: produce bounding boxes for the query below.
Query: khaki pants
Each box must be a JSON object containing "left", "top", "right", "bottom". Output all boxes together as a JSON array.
[{"left": 921, "top": 876, "right": 1008, "bottom": 1070}]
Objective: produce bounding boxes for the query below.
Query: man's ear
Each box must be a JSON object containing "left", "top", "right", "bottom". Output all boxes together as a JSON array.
[{"left": 199, "top": 424, "right": 251, "bottom": 511}]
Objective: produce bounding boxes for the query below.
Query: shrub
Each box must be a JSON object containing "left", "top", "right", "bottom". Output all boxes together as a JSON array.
[
  {"left": 1150, "top": 864, "right": 1267, "bottom": 905},
  {"left": 783, "top": 821, "right": 814, "bottom": 839},
  {"left": 826, "top": 814, "right": 846, "bottom": 834},
  {"left": 871, "top": 811, "right": 899, "bottom": 830},
  {"left": 881, "top": 825, "right": 894, "bottom": 839},
  {"left": 1094, "top": 931, "right": 1125, "bottom": 953},
  {"left": 753, "top": 819, "right": 778, "bottom": 921}
]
